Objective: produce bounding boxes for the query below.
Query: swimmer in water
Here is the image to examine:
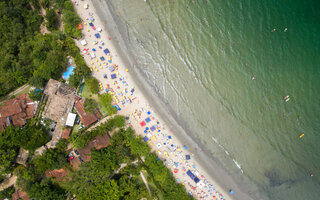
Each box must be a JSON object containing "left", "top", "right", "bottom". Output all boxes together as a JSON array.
[
  {"left": 272, "top": 29, "right": 276, "bottom": 32},
  {"left": 284, "top": 28, "right": 287, "bottom": 32},
  {"left": 251, "top": 76, "right": 255, "bottom": 80}
]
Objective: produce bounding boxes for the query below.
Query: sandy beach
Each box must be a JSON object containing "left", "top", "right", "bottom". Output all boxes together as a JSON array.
[{"left": 71, "top": 1, "right": 252, "bottom": 199}]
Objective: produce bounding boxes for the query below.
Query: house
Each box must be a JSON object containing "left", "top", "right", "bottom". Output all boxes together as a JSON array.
[
  {"left": 45, "top": 168, "right": 70, "bottom": 182},
  {"left": 61, "top": 127, "right": 71, "bottom": 139},
  {"left": 71, "top": 133, "right": 110, "bottom": 169},
  {"left": 0, "top": 94, "right": 35, "bottom": 132},
  {"left": 74, "top": 96, "right": 102, "bottom": 127},
  {"left": 43, "top": 79, "right": 75, "bottom": 123},
  {"left": 40, "top": 79, "right": 75, "bottom": 149},
  {"left": 12, "top": 189, "right": 29, "bottom": 200}
]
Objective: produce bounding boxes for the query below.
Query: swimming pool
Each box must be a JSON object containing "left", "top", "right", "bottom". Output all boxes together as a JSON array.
[{"left": 62, "top": 66, "right": 75, "bottom": 80}]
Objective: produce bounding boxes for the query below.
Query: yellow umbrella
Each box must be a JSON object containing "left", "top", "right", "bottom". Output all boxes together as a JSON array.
[
  {"left": 84, "top": 22, "right": 87, "bottom": 25},
  {"left": 98, "top": 63, "right": 101, "bottom": 66},
  {"left": 87, "top": 29, "right": 90, "bottom": 32},
  {"left": 100, "top": 66, "right": 102, "bottom": 69},
  {"left": 93, "top": 65, "right": 96, "bottom": 68},
  {"left": 90, "top": 61, "right": 93, "bottom": 64},
  {"left": 152, "top": 136, "right": 156, "bottom": 140},
  {"left": 126, "top": 69, "right": 129, "bottom": 72},
  {"left": 95, "top": 59, "right": 98, "bottom": 62},
  {"left": 95, "top": 69, "right": 98, "bottom": 71}
]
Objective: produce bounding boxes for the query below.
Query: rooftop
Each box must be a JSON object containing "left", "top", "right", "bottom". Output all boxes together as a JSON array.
[
  {"left": 43, "top": 79, "right": 75, "bottom": 123},
  {"left": 0, "top": 94, "right": 34, "bottom": 131},
  {"left": 74, "top": 96, "right": 101, "bottom": 127}
]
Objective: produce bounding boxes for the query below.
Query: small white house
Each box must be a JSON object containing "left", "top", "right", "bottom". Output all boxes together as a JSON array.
[{"left": 65, "top": 113, "right": 76, "bottom": 127}]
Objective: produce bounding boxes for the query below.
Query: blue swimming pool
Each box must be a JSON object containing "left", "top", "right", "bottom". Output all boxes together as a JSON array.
[{"left": 62, "top": 66, "right": 75, "bottom": 80}]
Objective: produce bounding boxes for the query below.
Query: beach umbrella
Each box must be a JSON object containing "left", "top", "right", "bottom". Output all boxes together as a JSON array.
[
  {"left": 229, "top": 190, "right": 234, "bottom": 195},
  {"left": 174, "top": 169, "right": 179, "bottom": 173},
  {"left": 168, "top": 136, "right": 172, "bottom": 139},
  {"left": 184, "top": 145, "right": 187, "bottom": 150},
  {"left": 147, "top": 111, "right": 151, "bottom": 115},
  {"left": 92, "top": 48, "right": 96, "bottom": 52},
  {"left": 107, "top": 36, "right": 111, "bottom": 40}
]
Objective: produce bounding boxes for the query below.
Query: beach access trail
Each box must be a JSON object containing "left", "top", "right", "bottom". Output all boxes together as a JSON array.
[{"left": 72, "top": 1, "right": 233, "bottom": 199}]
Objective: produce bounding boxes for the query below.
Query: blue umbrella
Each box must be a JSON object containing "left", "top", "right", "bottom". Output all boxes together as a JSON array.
[{"left": 229, "top": 190, "right": 234, "bottom": 195}]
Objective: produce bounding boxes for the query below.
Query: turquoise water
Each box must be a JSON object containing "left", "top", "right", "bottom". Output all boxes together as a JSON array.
[
  {"left": 62, "top": 66, "right": 75, "bottom": 80},
  {"left": 105, "top": 0, "right": 320, "bottom": 199}
]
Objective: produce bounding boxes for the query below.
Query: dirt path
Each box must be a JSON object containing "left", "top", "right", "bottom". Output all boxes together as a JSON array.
[{"left": 0, "top": 175, "right": 17, "bottom": 191}]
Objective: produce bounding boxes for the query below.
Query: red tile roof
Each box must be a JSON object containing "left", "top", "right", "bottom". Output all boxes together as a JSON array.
[
  {"left": 0, "top": 94, "right": 34, "bottom": 131},
  {"left": 12, "top": 189, "right": 29, "bottom": 200},
  {"left": 45, "top": 168, "right": 70, "bottom": 182},
  {"left": 74, "top": 96, "right": 101, "bottom": 127},
  {"left": 62, "top": 127, "right": 71, "bottom": 139}
]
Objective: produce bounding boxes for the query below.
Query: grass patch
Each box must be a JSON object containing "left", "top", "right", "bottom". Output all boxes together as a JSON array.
[{"left": 80, "top": 84, "right": 110, "bottom": 117}]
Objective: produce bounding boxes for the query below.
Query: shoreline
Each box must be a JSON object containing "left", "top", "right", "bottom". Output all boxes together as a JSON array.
[{"left": 74, "top": 0, "right": 255, "bottom": 199}]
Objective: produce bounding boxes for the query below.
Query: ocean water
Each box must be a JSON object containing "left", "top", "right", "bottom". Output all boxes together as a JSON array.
[{"left": 104, "top": 0, "right": 320, "bottom": 199}]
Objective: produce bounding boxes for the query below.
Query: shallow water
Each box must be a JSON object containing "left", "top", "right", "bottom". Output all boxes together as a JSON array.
[{"left": 105, "top": 0, "right": 320, "bottom": 199}]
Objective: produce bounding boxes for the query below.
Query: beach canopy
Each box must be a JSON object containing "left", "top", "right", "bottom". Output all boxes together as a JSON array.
[
  {"left": 94, "top": 33, "right": 100, "bottom": 38},
  {"left": 109, "top": 66, "right": 115, "bottom": 72},
  {"left": 104, "top": 48, "right": 110, "bottom": 55},
  {"left": 145, "top": 117, "right": 151, "bottom": 123},
  {"left": 143, "top": 136, "right": 148, "bottom": 142},
  {"left": 100, "top": 56, "right": 105, "bottom": 61},
  {"left": 186, "top": 155, "right": 191, "bottom": 160},
  {"left": 81, "top": 39, "right": 87, "bottom": 46},
  {"left": 103, "top": 74, "right": 107, "bottom": 78},
  {"left": 150, "top": 126, "right": 156, "bottom": 132},
  {"left": 140, "top": 121, "right": 146, "bottom": 127},
  {"left": 111, "top": 74, "right": 116, "bottom": 79}
]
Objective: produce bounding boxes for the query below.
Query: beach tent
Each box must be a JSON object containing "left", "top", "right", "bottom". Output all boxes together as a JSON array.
[
  {"left": 186, "top": 155, "right": 191, "bottom": 160},
  {"left": 109, "top": 66, "right": 114, "bottom": 72},
  {"left": 90, "top": 53, "right": 96, "bottom": 58},
  {"left": 100, "top": 56, "right": 105, "bottom": 61},
  {"left": 103, "top": 74, "right": 107, "bottom": 78},
  {"left": 104, "top": 48, "right": 110, "bottom": 55},
  {"left": 145, "top": 117, "right": 151, "bottom": 123},
  {"left": 97, "top": 27, "right": 102, "bottom": 32},
  {"left": 143, "top": 136, "right": 148, "bottom": 142},
  {"left": 111, "top": 74, "right": 116, "bottom": 79},
  {"left": 94, "top": 33, "right": 100, "bottom": 38},
  {"left": 80, "top": 39, "right": 87, "bottom": 46},
  {"left": 89, "top": 22, "right": 94, "bottom": 27},
  {"left": 140, "top": 121, "right": 146, "bottom": 127},
  {"left": 150, "top": 126, "right": 156, "bottom": 132}
]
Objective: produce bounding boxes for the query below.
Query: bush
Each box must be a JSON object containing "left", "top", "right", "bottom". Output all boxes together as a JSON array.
[
  {"left": 28, "top": 89, "right": 43, "bottom": 101},
  {"left": 0, "top": 186, "right": 15, "bottom": 199},
  {"left": 98, "top": 94, "right": 117, "bottom": 115}
]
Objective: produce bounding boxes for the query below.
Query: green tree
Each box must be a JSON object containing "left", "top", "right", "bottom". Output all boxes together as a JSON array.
[
  {"left": 17, "top": 122, "right": 49, "bottom": 151},
  {"left": 32, "top": 149, "right": 67, "bottom": 173},
  {"left": 84, "top": 98, "right": 98, "bottom": 114},
  {"left": 85, "top": 77, "right": 99, "bottom": 94},
  {"left": 46, "top": 9, "right": 59, "bottom": 31},
  {"left": 98, "top": 94, "right": 117, "bottom": 115},
  {"left": 27, "top": 181, "right": 66, "bottom": 200}
]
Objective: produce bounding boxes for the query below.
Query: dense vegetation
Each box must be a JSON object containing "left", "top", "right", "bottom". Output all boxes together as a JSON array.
[
  {"left": 0, "top": 120, "right": 49, "bottom": 175},
  {"left": 0, "top": 0, "right": 89, "bottom": 98},
  {"left": 85, "top": 77, "right": 100, "bottom": 94},
  {"left": 84, "top": 98, "right": 98, "bottom": 114}
]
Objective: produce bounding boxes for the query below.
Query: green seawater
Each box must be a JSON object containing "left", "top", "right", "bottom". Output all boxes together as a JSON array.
[{"left": 107, "top": 0, "right": 320, "bottom": 199}]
